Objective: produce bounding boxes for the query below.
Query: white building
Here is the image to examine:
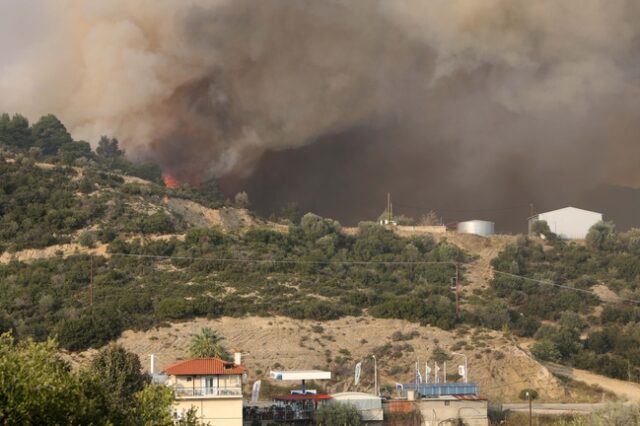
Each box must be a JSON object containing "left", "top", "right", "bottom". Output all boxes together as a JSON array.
[{"left": 529, "top": 206, "right": 602, "bottom": 240}]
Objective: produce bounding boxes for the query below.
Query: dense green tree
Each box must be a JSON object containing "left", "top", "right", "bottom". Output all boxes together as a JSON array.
[
  {"left": 518, "top": 388, "right": 539, "bottom": 401},
  {"left": 88, "top": 344, "right": 150, "bottom": 423},
  {"left": 0, "top": 333, "right": 89, "bottom": 424},
  {"left": 300, "top": 213, "right": 341, "bottom": 241},
  {"left": 315, "top": 403, "right": 362, "bottom": 426},
  {"left": 96, "top": 135, "right": 124, "bottom": 158},
  {"left": 586, "top": 221, "right": 617, "bottom": 251},
  {"left": 31, "top": 114, "right": 73, "bottom": 156},
  {"left": 0, "top": 113, "right": 32, "bottom": 148},
  {"left": 530, "top": 339, "right": 562, "bottom": 362},
  {"left": 189, "top": 327, "right": 229, "bottom": 359},
  {"left": 59, "top": 140, "right": 94, "bottom": 164}
]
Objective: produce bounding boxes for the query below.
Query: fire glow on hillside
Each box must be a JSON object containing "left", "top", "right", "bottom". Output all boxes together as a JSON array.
[{"left": 163, "top": 174, "right": 180, "bottom": 189}]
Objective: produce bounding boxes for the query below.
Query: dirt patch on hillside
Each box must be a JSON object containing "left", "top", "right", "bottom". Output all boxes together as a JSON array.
[
  {"left": 0, "top": 243, "right": 108, "bottom": 264},
  {"left": 102, "top": 316, "right": 564, "bottom": 402},
  {"left": 164, "top": 198, "right": 256, "bottom": 231}
]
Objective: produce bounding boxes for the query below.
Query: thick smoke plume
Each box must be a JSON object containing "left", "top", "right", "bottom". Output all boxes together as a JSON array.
[{"left": 2, "top": 0, "right": 640, "bottom": 226}]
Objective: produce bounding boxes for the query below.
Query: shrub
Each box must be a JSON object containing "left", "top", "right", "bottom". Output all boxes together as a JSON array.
[
  {"left": 530, "top": 339, "right": 561, "bottom": 362},
  {"left": 78, "top": 231, "right": 97, "bottom": 248},
  {"left": 315, "top": 403, "right": 362, "bottom": 426},
  {"left": 154, "top": 298, "right": 194, "bottom": 320},
  {"left": 518, "top": 388, "right": 539, "bottom": 401}
]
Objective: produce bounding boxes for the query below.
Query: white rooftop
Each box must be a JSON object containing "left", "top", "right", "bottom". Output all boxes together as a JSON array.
[{"left": 270, "top": 370, "right": 332, "bottom": 381}]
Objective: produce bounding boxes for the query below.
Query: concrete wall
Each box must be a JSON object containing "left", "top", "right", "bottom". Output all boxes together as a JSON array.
[
  {"left": 535, "top": 207, "right": 602, "bottom": 239},
  {"left": 174, "top": 398, "right": 243, "bottom": 426},
  {"left": 415, "top": 399, "right": 488, "bottom": 426}
]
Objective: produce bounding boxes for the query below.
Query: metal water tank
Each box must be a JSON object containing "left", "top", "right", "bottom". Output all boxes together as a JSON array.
[{"left": 457, "top": 220, "right": 495, "bottom": 236}]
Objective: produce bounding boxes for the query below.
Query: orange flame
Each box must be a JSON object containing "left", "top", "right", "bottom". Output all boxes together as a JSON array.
[{"left": 163, "top": 174, "right": 180, "bottom": 189}]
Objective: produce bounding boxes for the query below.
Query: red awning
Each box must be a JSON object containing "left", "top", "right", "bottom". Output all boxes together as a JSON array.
[{"left": 273, "top": 394, "right": 332, "bottom": 402}]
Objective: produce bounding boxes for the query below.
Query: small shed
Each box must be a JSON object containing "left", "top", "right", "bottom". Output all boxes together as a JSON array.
[{"left": 330, "top": 392, "right": 383, "bottom": 422}]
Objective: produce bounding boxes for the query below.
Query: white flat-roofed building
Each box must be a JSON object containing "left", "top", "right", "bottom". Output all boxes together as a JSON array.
[
  {"left": 529, "top": 206, "right": 602, "bottom": 240},
  {"left": 270, "top": 370, "right": 332, "bottom": 381}
]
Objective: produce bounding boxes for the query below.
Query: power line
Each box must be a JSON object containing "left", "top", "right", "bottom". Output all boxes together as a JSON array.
[
  {"left": 105, "top": 252, "right": 640, "bottom": 305},
  {"left": 108, "top": 252, "right": 459, "bottom": 267},
  {"left": 493, "top": 270, "right": 640, "bottom": 305}
]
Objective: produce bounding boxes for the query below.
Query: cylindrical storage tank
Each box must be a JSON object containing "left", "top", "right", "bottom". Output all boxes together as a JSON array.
[{"left": 457, "top": 220, "right": 495, "bottom": 236}]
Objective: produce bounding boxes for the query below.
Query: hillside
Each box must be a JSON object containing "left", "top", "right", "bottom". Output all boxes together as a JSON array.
[
  {"left": 2, "top": 115, "right": 640, "bottom": 405},
  {"left": 79, "top": 316, "right": 574, "bottom": 403}
]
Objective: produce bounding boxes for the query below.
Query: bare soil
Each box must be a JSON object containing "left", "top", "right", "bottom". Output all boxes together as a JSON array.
[{"left": 85, "top": 316, "right": 569, "bottom": 402}]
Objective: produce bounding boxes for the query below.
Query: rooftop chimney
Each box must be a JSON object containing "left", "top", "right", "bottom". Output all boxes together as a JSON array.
[{"left": 234, "top": 350, "right": 242, "bottom": 366}]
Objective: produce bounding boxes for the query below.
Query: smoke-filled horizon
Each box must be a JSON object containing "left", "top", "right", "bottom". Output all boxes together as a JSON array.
[{"left": 2, "top": 0, "right": 640, "bottom": 230}]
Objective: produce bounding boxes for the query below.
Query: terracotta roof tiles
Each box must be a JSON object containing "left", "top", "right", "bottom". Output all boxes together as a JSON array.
[{"left": 164, "top": 358, "right": 246, "bottom": 376}]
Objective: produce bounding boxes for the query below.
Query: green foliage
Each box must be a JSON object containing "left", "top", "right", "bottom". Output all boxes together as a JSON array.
[
  {"left": 300, "top": 213, "right": 341, "bottom": 241},
  {"left": 189, "top": 327, "right": 230, "bottom": 359},
  {"left": 430, "top": 345, "right": 452, "bottom": 363},
  {"left": 234, "top": 191, "right": 250, "bottom": 208},
  {"left": 0, "top": 333, "right": 88, "bottom": 424},
  {"left": 518, "top": 388, "right": 539, "bottom": 400},
  {"left": 530, "top": 220, "right": 558, "bottom": 241},
  {"left": 79, "top": 230, "right": 97, "bottom": 248},
  {"left": 55, "top": 308, "right": 124, "bottom": 351},
  {"left": 0, "top": 332, "right": 180, "bottom": 425},
  {"left": 279, "top": 201, "right": 302, "bottom": 224},
  {"left": 31, "top": 114, "right": 73, "bottom": 156},
  {"left": 530, "top": 339, "right": 562, "bottom": 362},
  {"left": 586, "top": 221, "right": 617, "bottom": 251},
  {"left": 488, "top": 227, "right": 640, "bottom": 381},
  {"left": 315, "top": 403, "right": 362, "bottom": 426},
  {"left": 88, "top": 344, "right": 151, "bottom": 423},
  {"left": 97, "top": 135, "right": 125, "bottom": 159},
  {"left": 0, "top": 113, "right": 32, "bottom": 149}
]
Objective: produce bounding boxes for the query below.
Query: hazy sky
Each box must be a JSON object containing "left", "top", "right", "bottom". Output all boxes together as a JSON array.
[
  {"left": 2, "top": 1, "right": 640, "bottom": 231},
  {"left": 0, "top": 0, "right": 51, "bottom": 65}
]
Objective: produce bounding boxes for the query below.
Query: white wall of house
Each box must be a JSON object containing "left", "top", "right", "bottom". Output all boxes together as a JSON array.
[{"left": 534, "top": 207, "right": 602, "bottom": 239}]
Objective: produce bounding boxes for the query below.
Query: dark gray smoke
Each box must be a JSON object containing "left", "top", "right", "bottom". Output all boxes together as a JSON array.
[{"left": 2, "top": 1, "right": 640, "bottom": 228}]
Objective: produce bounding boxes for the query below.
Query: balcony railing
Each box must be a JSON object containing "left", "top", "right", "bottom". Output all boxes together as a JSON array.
[{"left": 175, "top": 386, "right": 242, "bottom": 398}]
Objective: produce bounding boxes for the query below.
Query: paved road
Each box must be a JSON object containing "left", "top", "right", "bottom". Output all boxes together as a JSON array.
[
  {"left": 503, "top": 403, "right": 607, "bottom": 414},
  {"left": 545, "top": 362, "right": 640, "bottom": 403}
]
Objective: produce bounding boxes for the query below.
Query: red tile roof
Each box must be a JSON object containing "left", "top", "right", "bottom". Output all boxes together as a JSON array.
[{"left": 164, "top": 358, "right": 246, "bottom": 376}]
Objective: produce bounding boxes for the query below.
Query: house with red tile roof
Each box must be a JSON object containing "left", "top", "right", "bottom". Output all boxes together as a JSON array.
[{"left": 164, "top": 354, "right": 246, "bottom": 426}]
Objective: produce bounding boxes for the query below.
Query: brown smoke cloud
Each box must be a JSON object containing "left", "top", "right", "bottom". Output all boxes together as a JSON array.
[{"left": 2, "top": 0, "right": 640, "bottom": 225}]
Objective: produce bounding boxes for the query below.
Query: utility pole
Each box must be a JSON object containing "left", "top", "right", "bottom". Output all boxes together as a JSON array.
[
  {"left": 89, "top": 255, "right": 93, "bottom": 310},
  {"left": 527, "top": 391, "right": 532, "bottom": 426},
  {"left": 371, "top": 355, "right": 378, "bottom": 396},
  {"left": 455, "top": 264, "right": 460, "bottom": 320}
]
